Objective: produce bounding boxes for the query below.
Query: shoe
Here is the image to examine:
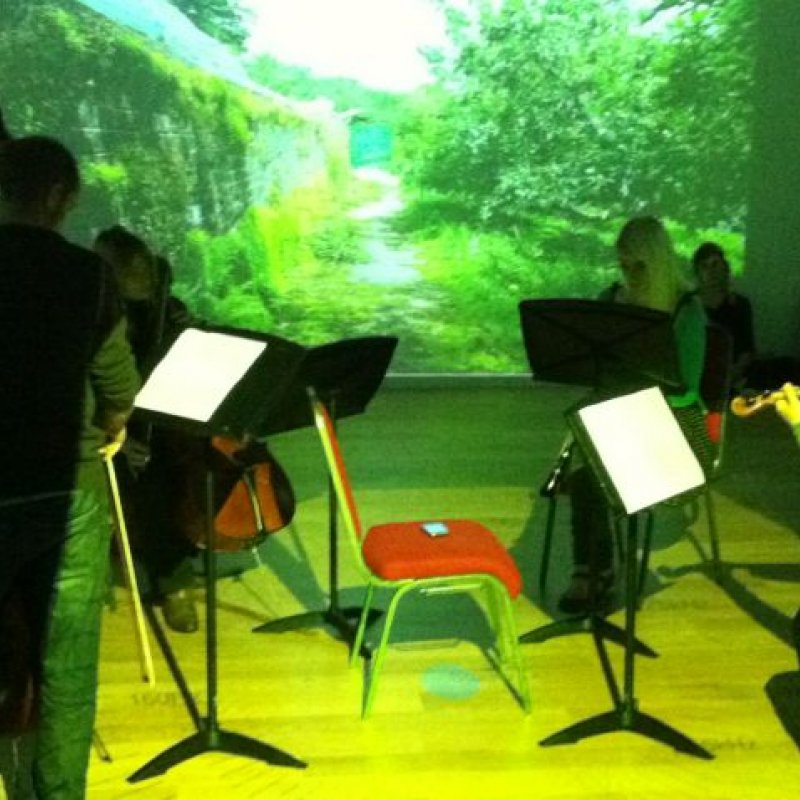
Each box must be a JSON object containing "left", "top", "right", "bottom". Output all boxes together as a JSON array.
[
  {"left": 162, "top": 590, "right": 199, "bottom": 633},
  {"left": 557, "top": 569, "right": 614, "bottom": 616}
]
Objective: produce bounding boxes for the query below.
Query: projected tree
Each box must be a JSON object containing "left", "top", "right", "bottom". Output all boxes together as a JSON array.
[
  {"left": 645, "top": 0, "right": 754, "bottom": 229},
  {"left": 410, "top": 0, "right": 754, "bottom": 231}
]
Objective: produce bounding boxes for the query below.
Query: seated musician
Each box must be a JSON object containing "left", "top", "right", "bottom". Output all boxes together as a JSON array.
[
  {"left": 559, "top": 216, "right": 713, "bottom": 614},
  {"left": 692, "top": 241, "right": 755, "bottom": 387},
  {"left": 94, "top": 225, "right": 201, "bottom": 633}
]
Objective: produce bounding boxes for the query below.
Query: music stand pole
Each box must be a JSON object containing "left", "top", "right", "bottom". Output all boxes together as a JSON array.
[
  {"left": 517, "top": 299, "right": 684, "bottom": 654},
  {"left": 521, "top": 491, "right": 656, "bottom": 657},
  {"left": 251, "top": 337, "right": 398, "bottom": 655},
  {"left": 540, "top": 512, "right": 713, "bottom": 758},
  {"left": 129, "top": 464, "right": 306, "bottom": 782},
  {"left": 253, "top": 393, "right": 378, "bottom": 655}
]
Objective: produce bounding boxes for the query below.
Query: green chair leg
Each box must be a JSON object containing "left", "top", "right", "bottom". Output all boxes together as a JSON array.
[
  {"left": 362, "top": 586, "right": 408, "bottom": 718},
  {"left": 704, "top": 487, "right": 723, "bottom": 582},
  {"left": 495, "top": 585, "right": 531, "bottom": 713},
  {"left": 482, "top": 579, "right": 530, "bottom": 713},
  {"left": 350, "top": 583, "right": 376, "bottom": 667}
]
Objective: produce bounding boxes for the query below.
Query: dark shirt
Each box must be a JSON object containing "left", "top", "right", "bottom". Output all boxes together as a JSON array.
[
  {"left": 124, "top": 295, "right": 191, "bottom": 379},
  {"left": 0, "top": 223, "right": 139, "bottom": 499},
  {"left": 703, "top": 292, "right": 754, "bottom": 363}
]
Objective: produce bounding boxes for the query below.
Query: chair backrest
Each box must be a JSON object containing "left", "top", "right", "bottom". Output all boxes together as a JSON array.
[
  {"left": 700, "top": 323, "right": 734, "bottom": 466},
  {"left": 309, "top": 393, "right": 367, "bottom": 555}
]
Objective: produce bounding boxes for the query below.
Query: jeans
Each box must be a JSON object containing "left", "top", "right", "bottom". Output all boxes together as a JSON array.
[{"left": 0, "top": 458, "right": 111, "bottom": 800}]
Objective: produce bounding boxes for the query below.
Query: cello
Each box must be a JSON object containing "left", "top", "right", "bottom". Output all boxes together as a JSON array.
[
  {"left": 173, "top": 433, "right": 296, "bottom": 553},
  {"left": 126, "top": 254, "right": 297, "bottom": 551}
]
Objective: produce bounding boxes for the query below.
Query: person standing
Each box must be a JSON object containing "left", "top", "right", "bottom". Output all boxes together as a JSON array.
[{"left": 0, "top": 136, "right": 139, "bottom": 798}]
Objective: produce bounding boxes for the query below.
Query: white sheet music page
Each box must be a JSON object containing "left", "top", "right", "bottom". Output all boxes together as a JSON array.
[
  {"left": 134, "top": 329, "right": 267, "bottom": 422},
  {"left": 577, "top": 387, "right": 705, "bottom": 514}
]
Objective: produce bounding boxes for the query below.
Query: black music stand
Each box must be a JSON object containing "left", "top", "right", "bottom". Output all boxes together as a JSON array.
[
  {"left": 518, "top": 298, "right": 682, "bottom": 652},
  {"left": 252, "top": 336, "right": 397, "bottom": 655},
  {"left": 540, "top": 386, "right": 711, "bottom": 758},
  {"left": 128, "top": 326, "right": 308, "bottom": 782},
  {"left": 519, "top": 298, "right": 683, "bottom": 394}
]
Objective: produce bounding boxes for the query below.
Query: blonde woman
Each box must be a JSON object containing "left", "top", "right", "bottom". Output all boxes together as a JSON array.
[{"left": 559, "top": 216, "right": 710, "bottom": 614}]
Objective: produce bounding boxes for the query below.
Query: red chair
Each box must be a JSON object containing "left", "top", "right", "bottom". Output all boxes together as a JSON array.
[{"left": 309, "top": 391, "right": 531, "bottom": 718}]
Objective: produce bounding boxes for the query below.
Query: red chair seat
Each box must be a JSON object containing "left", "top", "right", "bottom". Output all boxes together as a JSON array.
[{"left": 362, "top": 519, "right": 522, "bottom": 598}]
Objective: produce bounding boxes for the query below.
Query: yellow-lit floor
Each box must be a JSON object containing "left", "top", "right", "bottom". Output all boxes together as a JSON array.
[{"left": 87, "top": 385, "right": 800, "bottom": 799}]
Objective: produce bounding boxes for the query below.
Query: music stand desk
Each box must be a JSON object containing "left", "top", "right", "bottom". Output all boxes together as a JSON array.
[
  {"left": 539, "top": 387, "right": 712, "bottom": 759},
  {"left": 128, "top": 326, "right": 308, "bottom": 781},
  {"left": 518, "top": 298, "right": 683, "bottom": 651}
]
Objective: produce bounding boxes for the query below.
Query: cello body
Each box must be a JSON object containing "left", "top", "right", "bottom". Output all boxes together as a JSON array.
[{"left": 173, "top": 434, "right": 296, "bottom": 552}]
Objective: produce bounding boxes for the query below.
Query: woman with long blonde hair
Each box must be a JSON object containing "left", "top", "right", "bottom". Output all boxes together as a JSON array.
[{"left": 559, "top": 216, "right": 710, "bottom": 614}]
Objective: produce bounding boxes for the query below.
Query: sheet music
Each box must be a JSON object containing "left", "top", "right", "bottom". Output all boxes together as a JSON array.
[
  {"left": 577, "top": 387, "right": 705, "bottom": 514},
  {"left": 134, "top": 329, "right": 267, "bottom": 422}
]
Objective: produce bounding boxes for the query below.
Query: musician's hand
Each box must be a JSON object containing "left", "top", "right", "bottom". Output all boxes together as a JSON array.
[
  {"left": 775, "top": 383, "right": 800, "bottom": 427},
  {"left": 98, "top": 427, "right": 127, "bottom": 460},
  {"left": 122, "top": 437, "right": 151, "bottom": 475}
]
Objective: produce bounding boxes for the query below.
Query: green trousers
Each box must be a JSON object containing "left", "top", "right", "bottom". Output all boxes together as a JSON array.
[{"left": 1, "top": 458, "right": 111, "bottom": 800}]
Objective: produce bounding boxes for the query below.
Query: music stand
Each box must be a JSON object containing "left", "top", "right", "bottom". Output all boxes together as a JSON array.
[
  {"left": 252, "top": 336, "right": 398, "bottom": 654},
  {"left": 519, "top": 298, "right": 683, "bottom": 395},
  {"left": 539, "top": 386, "right": 712, "bottom": 758},
  {"left": 127, "top": 326, "right": 307, "bottom": 782},
  {"left": 518, "top": 299, "right": 682, "bottom": 652}
]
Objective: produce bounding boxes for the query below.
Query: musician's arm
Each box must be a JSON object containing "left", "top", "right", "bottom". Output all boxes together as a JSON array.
[
  {"left": 670, "top": 294, "right": 707, "bottom": 408},
  {"left": 90, "top": 317, "right": 140, "bottom": 442}
]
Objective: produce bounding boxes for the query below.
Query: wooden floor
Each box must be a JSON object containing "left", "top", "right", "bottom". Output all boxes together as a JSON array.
[{"left": 83, "top": 385, "right": 800, "bottom": 799}]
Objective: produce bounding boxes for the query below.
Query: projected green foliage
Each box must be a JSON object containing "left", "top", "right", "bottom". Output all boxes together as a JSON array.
[
  {"left": 373, "top": 0, "right": 755, "bottom": 370},
  {"left": 248, "top": 53, "right": 404, "bottom": 121},
  {"left": 403, "top": 0, "right": 754, "bottom": 229},
  {"left": 649, "top": 0, "right": 755, "bottom": 227},
  {"left": 0, "top": 0, "right": 758, "bottom": 373},
  {"left": 0, "top": 1, "right": 367, "bottom": 342}
]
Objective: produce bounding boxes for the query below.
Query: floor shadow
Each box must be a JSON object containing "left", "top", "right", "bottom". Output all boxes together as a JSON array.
[
  {"left": 658, "top": 560, "right": 797, "bottom": 648},
  {"left": 765, "top": 671, "right": 800, "bottom": 751}
]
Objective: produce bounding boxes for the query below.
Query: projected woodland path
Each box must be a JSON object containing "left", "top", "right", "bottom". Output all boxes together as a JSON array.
[{"left": 349, "top": 168, "right": 421, "bottom": 286}]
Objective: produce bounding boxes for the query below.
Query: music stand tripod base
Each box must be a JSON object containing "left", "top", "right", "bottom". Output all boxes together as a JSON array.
[
  {"left": 534, "top": 516, "right": 712, "bottom": 761},
  {"left": 129, "top": 723, "right": 307, "bottom": 782},
  {"left": 250, "top": 336, "right": 399, "bottom": 659},
  {"left": 520, "top": 614, "right": 657, "bottom": 658},
  {"left": 539, "top": 707, "right": 713, "bottom": 759},
  {"left": 252, "top": 471, "right": 380, "bottom": 659},
  {"left": 253, "top": 605, "right": 380, "bottom": 660},
  {"left": 129, "top": 465, "right": 307, "bottom": 782}
]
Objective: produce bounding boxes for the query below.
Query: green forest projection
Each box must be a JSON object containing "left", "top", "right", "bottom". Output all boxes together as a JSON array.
[{"left": 1, "top": 0, "right": 755, "bottom": 373}]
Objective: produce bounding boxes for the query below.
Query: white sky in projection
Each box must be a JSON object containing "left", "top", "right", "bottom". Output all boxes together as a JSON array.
[
  {"left": 241, "top": 1, "right": 672, "bottom": 92},
  {"left": 241, "top": 0, "right": 448, "bottom": 92}
]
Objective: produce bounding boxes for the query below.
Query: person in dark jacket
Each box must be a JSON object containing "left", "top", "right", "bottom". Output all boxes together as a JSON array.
[{"left": 0, "top": 136, "right": 139, "bottom": 799}]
